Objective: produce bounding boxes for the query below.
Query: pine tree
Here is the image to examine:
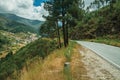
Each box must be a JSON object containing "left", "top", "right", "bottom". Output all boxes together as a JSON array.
[{"left": 43, "top": 0, "right": 84, "bottom": 47}]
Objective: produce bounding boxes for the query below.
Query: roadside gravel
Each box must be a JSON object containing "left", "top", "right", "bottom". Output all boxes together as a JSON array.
[{"left": 79, "top": 45, "right": 120, "bottom": 80}]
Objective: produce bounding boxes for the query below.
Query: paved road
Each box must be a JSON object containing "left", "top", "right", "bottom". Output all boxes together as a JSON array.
[{"left": 77, "top": 41, "right": 120, "bottom": 69}]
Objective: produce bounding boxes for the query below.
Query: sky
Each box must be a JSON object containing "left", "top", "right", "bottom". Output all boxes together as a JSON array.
[{"left": 0, "top": 0, "right": 94, "bottom": 21}]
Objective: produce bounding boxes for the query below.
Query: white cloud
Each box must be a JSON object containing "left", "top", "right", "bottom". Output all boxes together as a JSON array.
[
  {"left": 0, "top": 0, "right": 95, "bottom": 21},
  {"left": 84, "top": 0, "right": 94, "bottom": 9},
  {"left": 0, "top": 0, "right": 48, "bottom": 21}
]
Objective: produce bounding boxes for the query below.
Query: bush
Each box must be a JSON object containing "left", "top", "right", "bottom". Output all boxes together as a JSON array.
[{"left": 0, "top": 38, "right": 57, "bottom": 80}]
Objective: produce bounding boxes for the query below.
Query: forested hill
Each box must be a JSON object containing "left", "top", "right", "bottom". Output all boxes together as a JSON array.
[
  {"left": 69, "top": 0, "right": 120, "bottom": 39},
  {"left": 0, "top": 13, "right": 44, "bottom": 31},
  {"left": 0, "top": 15, "right": 36, "bottom": 33}
]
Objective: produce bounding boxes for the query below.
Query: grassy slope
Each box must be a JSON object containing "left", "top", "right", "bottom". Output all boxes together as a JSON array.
[
  {"left": 19, "top": 41, "right": 90, "bottom": 80},
  {"left": 0, "top": 38, "right": 57, "bottom": 80}
]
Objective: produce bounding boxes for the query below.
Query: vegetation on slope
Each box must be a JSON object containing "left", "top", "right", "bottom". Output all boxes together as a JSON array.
[
  {"left": 0, "top": 32, "right": 10, "bottom": 51},
  {"left": 0, "top": 13, "right": 44, "bottom": 31},
  {"left": 0, "top": 38, "right": 57, "bottom": 80},
  {"left": 70, "top": 0, "right": 120, "bottom": 40},
  {"left": 0, "top": 30, "right": 39, "bottom": 58},
  {"left": 19, "top": 41, "right": 89, "bottom": 80},
  {"left": 0, "top": 15, "right": 36, "bottom": 33}
]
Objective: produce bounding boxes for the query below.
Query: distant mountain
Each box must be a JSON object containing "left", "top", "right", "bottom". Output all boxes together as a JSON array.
[
  {"left": 0, "top": 15, "right": 36, "bottom": 33},
  {"left": 0, "top": 13, "right": 44, "bottom": 32}
]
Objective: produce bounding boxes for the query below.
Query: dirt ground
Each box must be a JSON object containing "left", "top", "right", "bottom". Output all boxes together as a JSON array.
[{"left": 79, "top": 45, "right": 120, "bottom": 80}]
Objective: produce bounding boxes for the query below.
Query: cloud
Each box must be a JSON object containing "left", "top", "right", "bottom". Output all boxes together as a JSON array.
[
  {"left": 0, "top": 0, "right": 48, "bottom": 21},
  {"left": 84, "top": 0, "right": 94, "bottom": 9},
  {"left": 0, "top": 0, "right": 94, "bottom": 21}
]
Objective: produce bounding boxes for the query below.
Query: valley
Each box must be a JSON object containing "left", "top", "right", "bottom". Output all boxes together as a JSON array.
[
  {"left": 0, "top": 12, "right": 42, "bottom": 58},
  {"left": 0, "top": 30, "right": 39, "bottom": 58}
]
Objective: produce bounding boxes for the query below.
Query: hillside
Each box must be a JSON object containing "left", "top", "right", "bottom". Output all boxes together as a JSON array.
[
  {"left": 0, "top": 13, "right": 44, "bottom": 32},
  {"left": 0, "top": 38, "right": 57, "bottom": 80},
  {"left": 69, "top": 0, "right": 120, "bottom": 40},
  {"left": 0, "top": 30, "right": 38, "bottom": 58},
  {"left": 0, "top": 15, "right": 37, "bottom": 33},
  {"left": 0, "top": 32, "right": 10, "bottom": 52}
]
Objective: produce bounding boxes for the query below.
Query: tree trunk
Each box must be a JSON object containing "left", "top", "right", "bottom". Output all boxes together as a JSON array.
[
  {"left": 66, "top": 22, "right": 69, "bottom": 45},
  {"left": 56, "top": 21, "right": 61, "bottom": 48},
  {"left": 62, "top": 0, "right": 67, "bottom": 47},
  {"left": 62, "top": 20, "right": 67, "bottom": 47}
]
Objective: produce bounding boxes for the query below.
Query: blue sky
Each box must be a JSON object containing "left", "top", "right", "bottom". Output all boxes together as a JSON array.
[
  {"left": 33, "top": 0, "right": 94, "bottom": 7},
  {"left": 33, "top": 0, "right": 94, "bottom": 8},
  {"left": 33, "top": 0, "right": 45, "bottom": 6}
]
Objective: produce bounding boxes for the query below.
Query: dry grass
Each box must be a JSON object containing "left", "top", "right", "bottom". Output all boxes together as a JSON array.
[
  {"left": 19, "top": 42, "right": 90, "bottom": 80},
  {"left": 0, "top": 51, "right": 8, "bottom": 58},
  {"left": 19, "top": 48, "right": 66, "bottom": 80}
]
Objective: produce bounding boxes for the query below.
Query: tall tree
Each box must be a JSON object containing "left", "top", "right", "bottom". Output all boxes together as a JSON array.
[{"left": 43, "top": 0, "right": 84, "bottom": 47}]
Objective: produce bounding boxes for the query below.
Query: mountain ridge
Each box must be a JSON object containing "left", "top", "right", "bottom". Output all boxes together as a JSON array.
[
  {"left": 0, "top": 13, "right": 44, "bottom": 33},
  {"left": 0, "top": 15, "right": 36, "bottom": 33},
  {"left": 0, "top": 13, "right": 44, "bottom": 31}
]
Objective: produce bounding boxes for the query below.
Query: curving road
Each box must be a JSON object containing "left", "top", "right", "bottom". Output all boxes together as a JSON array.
[{"left": 77, "top": 41, "right": 120, "bottom": 69}]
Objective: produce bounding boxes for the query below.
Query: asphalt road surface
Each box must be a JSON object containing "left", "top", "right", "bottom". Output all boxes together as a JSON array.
[{"left": 77, "top": 41, "right": 120, "bottom": 69}]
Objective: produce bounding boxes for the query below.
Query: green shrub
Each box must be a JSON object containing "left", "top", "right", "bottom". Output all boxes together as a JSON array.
[{"left": 0, "top": 38, "right": 57, "bottom": 80}]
